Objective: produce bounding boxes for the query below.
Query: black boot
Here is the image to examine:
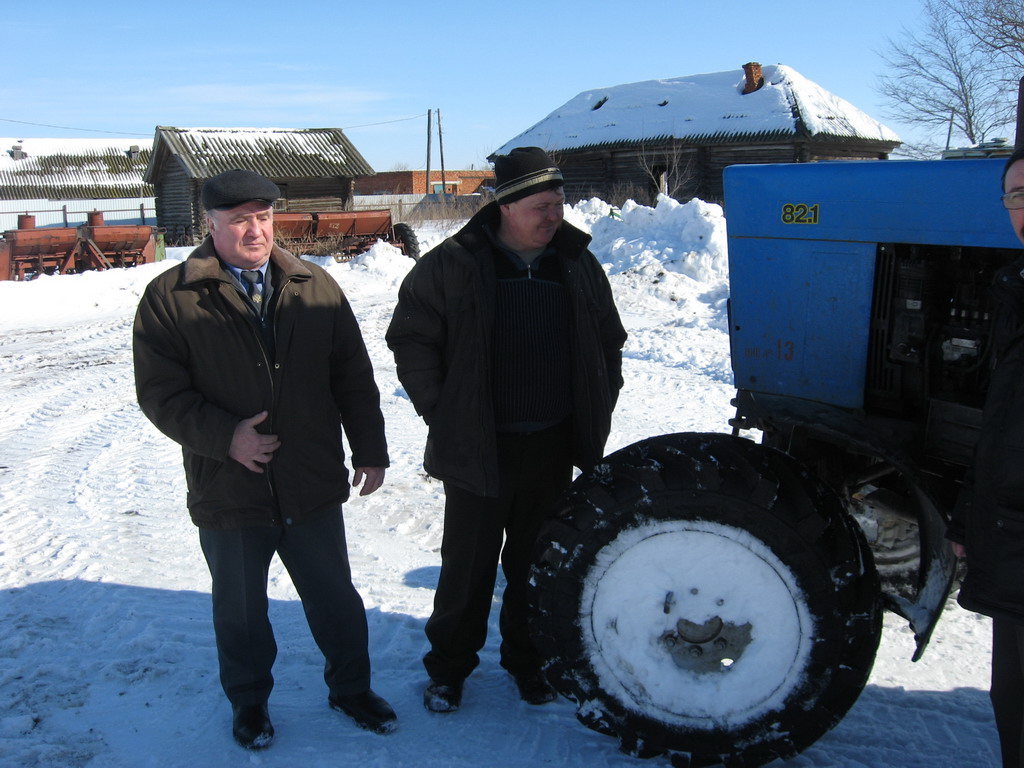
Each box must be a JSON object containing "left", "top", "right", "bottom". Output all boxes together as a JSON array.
[
  {"left": 512, "top": 671, "right": 557, "bottom": 705},
  {"left": 423, "top": 678, "right": 464, "bottom": 713},
  {"left": 231, "top": 703, "right": 274, "bottom": 750},
  {"left": 328, "top": 689, "right": 398, "bottom": 734}
]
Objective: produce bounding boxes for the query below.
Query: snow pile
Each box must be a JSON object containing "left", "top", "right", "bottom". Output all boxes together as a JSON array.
[
  {"left": 564, "top": 195, "right": 734, "bottom": 390},
  {"left": 568, "top": 194, "right": 729, "bottom": 321},
  {"left": 0, "top": 264, "right": 158, "bottom": 330},
  {"left": 574, "top": 194, "right": 728, "bottom": 283},
  {"left": 303, "top": 245, "right": 412, "bottom": 293}
]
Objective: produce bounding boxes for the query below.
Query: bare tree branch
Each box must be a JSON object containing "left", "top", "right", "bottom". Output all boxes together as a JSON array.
[
  {"left": 949, "top": 0, "right": 1024, "bottom": 78},
  {"left": 636, "top": 140, "right": 695, "bottom": 205},
  {"left": 876, "top": 0, "right": 1015, "bottom": 147}
]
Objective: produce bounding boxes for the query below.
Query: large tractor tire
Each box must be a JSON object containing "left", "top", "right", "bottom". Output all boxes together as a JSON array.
[
  {"left": 391, "top": 222, "right": 420, "bottom": 260},
  {"left": 529, "top": 433, "right": 882, "bottom": 768}
]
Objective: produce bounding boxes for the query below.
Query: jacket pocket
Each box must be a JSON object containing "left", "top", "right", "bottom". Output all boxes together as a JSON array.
[
  {"left": 184, "top": 450, "right": 268, "bottom": 512},
  {"left": 976, "top": 354, "right": 1024, "bottom": 503},
  {"left": 967, "top": 500, "right": 1024, "bottom": 607},
  {"left": 983, "top": 446, "right": 1024, "bottom": 504},
  {"left": 184, "top": 451, "right": 222, "bottom": 500}
]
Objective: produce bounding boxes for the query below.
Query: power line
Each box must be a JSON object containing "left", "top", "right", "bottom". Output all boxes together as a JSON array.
[
  {"left": 340, "top": 113, "right": 428, "bottom": 130},
  {"left": 0, "top": 117, "right": 151, "bottom": 136},
  {"left": 1, "top": 113, "right": 428, "bottom": 136}
]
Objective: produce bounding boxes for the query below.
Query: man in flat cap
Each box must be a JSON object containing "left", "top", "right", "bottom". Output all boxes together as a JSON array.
[
  {"left": 133, "top": 169, "right": 397, "bottom": 749},
  {"left": 386, "top": 147, "right": 626, "bottom": 713}
]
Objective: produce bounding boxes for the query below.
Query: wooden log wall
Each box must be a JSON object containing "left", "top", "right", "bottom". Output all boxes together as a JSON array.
[
  {"left": 152, "top": 161, "right": 198, "bottom": 245},
  {"left": 556, "top": 138, "right": 893, "bottom": 206},
  {"left": 277, "top": 178, "right": 353, "bottom": 212}
]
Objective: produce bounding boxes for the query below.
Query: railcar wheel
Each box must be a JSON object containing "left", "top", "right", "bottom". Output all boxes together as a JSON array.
[{"left": 529, "top": 433, "right": 881, "bottom": 767}]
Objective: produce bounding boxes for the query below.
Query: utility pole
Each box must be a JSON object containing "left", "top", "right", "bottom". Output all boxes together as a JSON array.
[
  {"left": 437, "top": 108, "right": 447, "bottom": 198},
  {"left": 425, "top": 110, "right": 433, "bottom": 196}
]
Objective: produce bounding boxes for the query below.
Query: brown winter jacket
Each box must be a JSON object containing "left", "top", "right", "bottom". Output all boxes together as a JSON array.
[
  {"left": 133, "top": 237, "right": 388, "bottom": 529},
  {"left": 386, "top": 202, "right": 626, "bottom": 497}
]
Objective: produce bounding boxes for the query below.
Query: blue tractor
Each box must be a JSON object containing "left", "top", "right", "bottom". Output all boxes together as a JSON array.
[{"left": 529, "top": 157, "right": 1023, "bottom": 767}]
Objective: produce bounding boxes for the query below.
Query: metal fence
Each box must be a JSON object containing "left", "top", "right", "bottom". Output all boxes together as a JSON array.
[
  {"left": 2, "top": 194, "right": 482, "bottom": 233},
  {"left": 352, "top": 193, "right": 487, "bottom": 223},
  {"left": 0, "top": 198, "right": 157, "bottom": 230}
]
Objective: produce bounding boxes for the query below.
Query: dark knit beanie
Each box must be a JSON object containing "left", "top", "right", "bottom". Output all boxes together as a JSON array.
[
  {"left": 201, "top": 169, "right": 281, "bottom": 211},
  {"left": 493, "top": 147, "right": 563, "bottom": 204}
]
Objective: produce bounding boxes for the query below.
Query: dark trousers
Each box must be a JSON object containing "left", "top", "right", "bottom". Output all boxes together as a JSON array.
[
  {"left": 198, "top": 507, "right": 371, "bottom": 706},
  {"left": 993, "top": 618, "right": 1024, "bottom": 768},
  {"left": 423, "top": 421, "right": 572, "bottom": 683}
]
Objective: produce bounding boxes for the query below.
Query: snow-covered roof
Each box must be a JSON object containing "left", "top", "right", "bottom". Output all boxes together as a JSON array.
[
  {"left": 145, "top": 126, "right": 375, "bottom": 182},
  {"left": 493, "top": 64, "right": 901, "bottom": 156},
  {"left": 0, "top": 137, "right": 152, "bottom": 200}
]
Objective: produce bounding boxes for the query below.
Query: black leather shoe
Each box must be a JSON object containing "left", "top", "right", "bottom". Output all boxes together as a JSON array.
[
  {"left": 513, "top": 671, "right": 558, "bottom": 705},
  {"left": 231, "top": 702, "right": 274, "bottom": 750},
  {"left": 329, "top": 689, "right": 398, "bottom": 734},
  {"left": 423, "top": 678, "right": 464, "bottom": 713}
]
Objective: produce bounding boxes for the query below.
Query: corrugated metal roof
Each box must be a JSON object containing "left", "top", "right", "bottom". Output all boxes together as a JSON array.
[
  {"left": 0, "top": 138, "right": 152, "bottom": 201},
  {"left": 145, "top": 127, "right": 375, "bottom": 182},
  {"left": 492, "top": 65, "right": 901, "bottom": 157}
]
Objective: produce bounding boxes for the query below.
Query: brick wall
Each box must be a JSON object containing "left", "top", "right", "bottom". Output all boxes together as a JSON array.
[{"left": 355, "top": 170, "right": 494, "bottom": 196}]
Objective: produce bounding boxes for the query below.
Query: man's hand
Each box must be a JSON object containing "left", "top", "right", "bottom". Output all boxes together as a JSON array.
[
  {"left": 228, "top": 411, "right": 281, "bottom": 473},
  {"left": 352, "top": 467, "right": 385, "bottom": 496}
]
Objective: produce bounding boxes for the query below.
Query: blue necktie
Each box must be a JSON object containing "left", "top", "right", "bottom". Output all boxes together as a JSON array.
[{"left": 240, "top": 270, "right": 262, "bottom": 307}]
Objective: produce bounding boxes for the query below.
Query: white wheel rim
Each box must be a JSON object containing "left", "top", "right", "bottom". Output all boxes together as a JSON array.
[{"left": 581, "top": 519, "right": 814, "bottom": 730}]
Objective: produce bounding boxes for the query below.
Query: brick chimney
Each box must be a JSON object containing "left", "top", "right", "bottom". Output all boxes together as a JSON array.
[{"left": 742, "top": 62, "right": 764, "bottom": 94}]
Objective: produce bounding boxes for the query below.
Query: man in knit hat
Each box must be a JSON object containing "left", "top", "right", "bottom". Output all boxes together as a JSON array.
[
  {"left": 134, "top": 169, "right": 397, "bottom": 750},
  {"left": 386, "top": 147, "right": 626, "bottom": 713}
]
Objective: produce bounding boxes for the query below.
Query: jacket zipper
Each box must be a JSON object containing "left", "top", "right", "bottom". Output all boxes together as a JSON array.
[{"left": 237, "top": 281, "right": 279, "bottom": 500}]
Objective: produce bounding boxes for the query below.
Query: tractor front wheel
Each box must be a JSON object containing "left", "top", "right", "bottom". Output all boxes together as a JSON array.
[{"left": 529, "top": 432, "right": 882, "bottom": 767}]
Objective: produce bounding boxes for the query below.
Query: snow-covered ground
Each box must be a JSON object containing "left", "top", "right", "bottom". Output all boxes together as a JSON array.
[{"left": 0, "top": 197, "right": 1000, "bottom": 767}]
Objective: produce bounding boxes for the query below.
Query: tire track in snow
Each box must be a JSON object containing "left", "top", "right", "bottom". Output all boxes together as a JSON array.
[{"left": 0, "top": 316, "right": 199, "bottom": 588}]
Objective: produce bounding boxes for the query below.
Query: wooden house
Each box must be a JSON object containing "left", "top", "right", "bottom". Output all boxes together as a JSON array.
[
  {"left": 0, "top": 138, "right": 153, "bottom": 229},
  {"left": 490, "top": 63, "right": 901, "bottom": 205},
  {"left": 144, "top": 127, "right": 375, "bottom": 243}
]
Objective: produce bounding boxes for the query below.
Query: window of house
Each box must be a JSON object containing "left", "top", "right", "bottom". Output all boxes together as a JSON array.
[{"left": 273, "top": 184, "right": 289, "bottom": 210}]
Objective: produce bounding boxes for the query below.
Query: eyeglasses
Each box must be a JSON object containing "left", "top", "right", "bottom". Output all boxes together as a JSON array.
[{"left": 1003, "top": 190, "right": 1024, "bottom": 209}]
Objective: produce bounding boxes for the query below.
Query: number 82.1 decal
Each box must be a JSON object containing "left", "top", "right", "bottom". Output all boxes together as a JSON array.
[{"left": 781, "top": 203, "right": 819, "bottom": 224}]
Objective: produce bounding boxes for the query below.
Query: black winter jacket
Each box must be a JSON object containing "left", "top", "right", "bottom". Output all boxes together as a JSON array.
[
  {"left": 133, "top": 238, "right": 388, "bottom": 529},
  {"left": 385, "top": 202, "right": 627, "bottom": 497},
  {"left": 952, "top": 256, "right": 1024, "bottom": 623}
]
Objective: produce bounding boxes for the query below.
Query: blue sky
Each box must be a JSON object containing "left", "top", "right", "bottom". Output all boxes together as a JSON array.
[{"left": 0, "top": 1, "right": 986, "bottom": 171}]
